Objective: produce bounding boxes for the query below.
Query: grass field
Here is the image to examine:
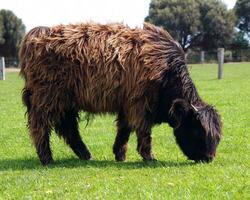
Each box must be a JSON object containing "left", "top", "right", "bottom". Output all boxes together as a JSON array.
[{"left": 0, "top": 63, "right": 249, "bottom": 199}]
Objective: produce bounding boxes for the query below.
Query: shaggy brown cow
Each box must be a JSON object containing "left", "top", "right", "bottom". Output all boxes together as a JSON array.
[{"left": 19, "top": 22, "right": 222, "bottom": 165}]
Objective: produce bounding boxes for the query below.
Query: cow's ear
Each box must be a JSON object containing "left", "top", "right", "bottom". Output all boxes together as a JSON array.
[{"left": 169, "top": 99, "right": 190, "bottom": 128}]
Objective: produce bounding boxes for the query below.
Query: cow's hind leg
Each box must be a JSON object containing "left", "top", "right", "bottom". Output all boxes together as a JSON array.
[
  {"left": 113, "top": 113, "right": 131, "bottom": 161},
  {"left": 55, "top": 111, "right": 92, "bottom": 160},
  {"left": 28, "top": 110, "right": 53, "bottom": 165}
]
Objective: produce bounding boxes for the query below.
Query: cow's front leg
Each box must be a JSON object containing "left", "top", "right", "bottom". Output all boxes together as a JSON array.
[{"left": 136, "top": 129, "right": 156, "bottom": 161}]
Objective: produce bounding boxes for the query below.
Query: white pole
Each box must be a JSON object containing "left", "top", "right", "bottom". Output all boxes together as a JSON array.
[
  {"left": 0, "top": 57, "right": 5, "bottom": 80},
  {"left": 217, "top": 48, "right": 224, "bottom": 79}
]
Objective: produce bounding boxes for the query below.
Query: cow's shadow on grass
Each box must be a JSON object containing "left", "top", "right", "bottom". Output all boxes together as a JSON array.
[{"left": 0, "top": 157, "right": 196, "bottom": 171}]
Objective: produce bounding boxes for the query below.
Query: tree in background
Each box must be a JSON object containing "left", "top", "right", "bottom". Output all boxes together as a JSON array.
[
  {"left": 0, "top": 9, "right": 25, "bottom": 58},
  {"left": 196, "top": 0, "right": 235, "bottom": 50},
  {"left": 0, "top": 14, "right": 4, "bottom": 44},
  {"left": 145, "top": 0, "right": 201, "bottom": 51},
  {"left": 234, "top": 0, "right": 250, "bottom": 35},
  {"left": 230, "top": 31, "right": 249, "bottom": 61},
  {"left": 231, "top": 31, "right": 249, "bottom": 49},
  {"left": 145, "top": 0, "right": 235, "bottom": 51}
]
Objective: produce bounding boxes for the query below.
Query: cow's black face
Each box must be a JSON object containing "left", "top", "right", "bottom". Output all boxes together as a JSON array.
[{"left": 169, "top": 99, "right": 222, "bottom": 163}]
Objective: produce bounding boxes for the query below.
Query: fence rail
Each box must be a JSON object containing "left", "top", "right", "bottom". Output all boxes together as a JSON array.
[{"left": 1, "top": 48, "right": 250, "bottom": 80}]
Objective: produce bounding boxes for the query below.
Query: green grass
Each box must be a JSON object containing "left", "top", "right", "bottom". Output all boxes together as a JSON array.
[{"left": 0, "top": 63, "right": 250, "bottom": 199}]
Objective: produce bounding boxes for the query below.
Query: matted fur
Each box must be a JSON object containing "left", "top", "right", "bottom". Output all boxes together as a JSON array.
[{"left": 19, "top": 22, "right": 222, "bottom": 165}]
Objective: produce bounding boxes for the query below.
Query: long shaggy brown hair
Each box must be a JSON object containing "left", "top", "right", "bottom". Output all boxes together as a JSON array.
[{"left": 19, "top": 22, "right": 222, "bottom": 165}]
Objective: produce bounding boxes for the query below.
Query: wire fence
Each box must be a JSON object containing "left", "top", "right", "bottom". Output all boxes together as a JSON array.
[
  {"left": 4, "top": 57, "right": 19, "bottom": 68},
  {"left": 186, "top": 48, "right": 250, "bottom": 64}
]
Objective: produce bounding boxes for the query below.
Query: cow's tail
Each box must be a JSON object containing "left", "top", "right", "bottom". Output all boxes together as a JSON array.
[
  {"left": 19, "top": 26, "right": 50, "bottom": 114},
  {"left": 19, "top": 26, "right": 50, "bottom": 78}
]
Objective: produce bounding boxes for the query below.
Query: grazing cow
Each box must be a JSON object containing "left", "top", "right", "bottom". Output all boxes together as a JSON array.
[{"left": 19, "top": 22, "right": 222, "bottom": 165}]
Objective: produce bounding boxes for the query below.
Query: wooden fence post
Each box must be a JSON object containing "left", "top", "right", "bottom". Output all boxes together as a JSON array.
[
  {"left": 200, "top": 51, "right": 205, "bottom": 64},
  {"left": 0, "top": 57, "right": 5, "bottom": 80},
  {"left": 217, "top": 48, "right": 224, "bottom": 79}
]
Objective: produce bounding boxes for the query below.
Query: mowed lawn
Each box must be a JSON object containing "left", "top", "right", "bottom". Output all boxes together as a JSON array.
[{"left": 0, "top": 63, "right": 249, "bottom": 199}]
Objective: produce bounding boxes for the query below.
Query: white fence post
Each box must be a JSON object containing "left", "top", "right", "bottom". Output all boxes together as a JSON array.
[
  {"left": 217, "top": 48, "right": 224, "bottom": 79},
  {"left": 200, "top": 51, "right": 205, "bottom": 64},
  {"left": 0, "top": 57, "right": 5, "bottom": 80}
]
